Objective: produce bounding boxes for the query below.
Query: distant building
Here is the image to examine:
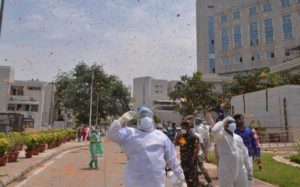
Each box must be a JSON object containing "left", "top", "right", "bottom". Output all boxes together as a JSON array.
[
  {"left": 133, "top": 77, "right": 182, "bottom": 124},
  {"left": 196, "top": 0, "right": 300, "bottom": 77},
  {"left": 0, "top": 66, "right": 55, "bottom": 129},
  {"left": 231, "top": 85, "right": 300, "bottom": 142}
]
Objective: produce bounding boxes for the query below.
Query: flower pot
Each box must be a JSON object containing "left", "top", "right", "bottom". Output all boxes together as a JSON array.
[
  {"left": 16, "top": 145, "right": 23, "bottom": 151},
  {"left": 0, "top": 155, "right": 7, "bottom": 166},
  {"left": 33, "top": 147, "right": 40, "bottom": 155},
  {"left": 39, "top": 144, "right": 46, "bottom": 153},
  {"left": 7, "top": 151, "right": 19, "bottom": 162},
  {"left": 47, "top": 143, "right": 52, "bottom": 149},
  {"left": 25, "top": 149, "right": 33, "bottom": 158}
]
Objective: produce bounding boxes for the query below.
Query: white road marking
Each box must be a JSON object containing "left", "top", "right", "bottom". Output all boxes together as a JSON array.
[{"left": 14, "top": 149, "right": 78, "bottom": 187}]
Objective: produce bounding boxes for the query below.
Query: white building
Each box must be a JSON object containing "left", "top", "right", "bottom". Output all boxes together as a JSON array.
[
  {"left": 0, "top": 66, "right": 55, "bottom": 129},
  {"left": 231, "top": 85, "right": 300, "bottom": 141},
  {"left": 133, "top": 77, "right": 182, "bottom": 124}
]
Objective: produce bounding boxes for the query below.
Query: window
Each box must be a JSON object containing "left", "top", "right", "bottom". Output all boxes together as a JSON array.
[
  {"left": 222, "top": 57, "right": 230, "bottom": 65},
  {"left": 10, "top": 86, "right": 24, "bottom": 96},
  {"left": 209, "top": 59, "right": 216, "bottom": 73},
  {"left": 234, "top": 26, "right": 242, "bottom": 48},
  {"left": 249, "top": 7, "right": 258, "bottom": 15},
  {"left": 221, "top": 28, "right": 229, "bottom": 50},
  {"left": 285, "top": 49, "right": 290, "bottom": 56},
  {"left": 221, "top": 15, "right": 228, "bottom": 23},
  {"left": 281, "top": 0, "right": 290, "bottom": 7},
  {"left": 282, "top": 15, "right": 293, "bottom": 39},
  {"left": 208, "top": 16, "right": 215, "bottom": 53},
  {"left": 263, "top": 2, "right": 272, "bottom": 12},
  {"left": 264, "top": 19, "right": 274, "bottom": 43},
  {"left": 27, "top": 86, "right": 41, "bottom": 90},
  {"left": 250, "top": 22, "right": 259, "bottom": 46},
  {"left": 233, "top": 11, "right": 240, "bottom": 19},
  {"left": 7, "top": 104, "right": 15, "bottom": 111},
  {"left": 234, "top": 55, "right": 243, "bottom": 63},
  {"left": 31, "top": 105, "right": 39, "bottom": 112},
  {"left": 251, "top": 52, "right": 260, "bottom": 61},
  {"left": 266, "top": 51, "right": 275, "bottom": 59}
]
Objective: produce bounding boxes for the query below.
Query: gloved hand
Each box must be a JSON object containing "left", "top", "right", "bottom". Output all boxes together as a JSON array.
[
  {"left": 176, "top": 173, "right": 185, "bottom": 186},
  {"left": 118, "top": 111, "right": 136, "bottom": 125}
]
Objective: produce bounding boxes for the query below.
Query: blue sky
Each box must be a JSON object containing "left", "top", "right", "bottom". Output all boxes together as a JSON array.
[{"left": 0, "top": 0, "right": 197, "bottom": 87}]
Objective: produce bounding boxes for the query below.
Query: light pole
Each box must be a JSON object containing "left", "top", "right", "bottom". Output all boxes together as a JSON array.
[
  {"left": 96, "top": 93, "right": 99, "bottom": 126},
  {"left": 88, "top": 71, "right": 94, "bottom": 135},
  {"left": 0, "top": 0, "right": 5, "bottom": 37}
]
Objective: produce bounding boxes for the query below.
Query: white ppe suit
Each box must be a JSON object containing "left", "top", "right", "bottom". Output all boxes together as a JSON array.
[
  {"left": 211, "top": 121, "right": 251, "bottom": 187},
  {"left": 108, "top": 120, "right": 184, "bottom": 187}
]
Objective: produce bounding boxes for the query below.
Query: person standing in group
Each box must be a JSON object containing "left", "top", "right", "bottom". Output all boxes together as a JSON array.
[
  {"left": 81, "top": 126, "right": 87, "bottom": 141},
  {"left": 89, "top": 130, "right": 103, "bottom": 170},
  {"left": 77, "top": 127, "right": 82, "bottom": 142},
  {"left": 251, "top": 124, "right": 263, "bottom": 171},
  {"left": 234, "top": 114, "right": 259, "bottom": 187},
  {"left": 194, "top": 117, "right": 211, "bottom": 161},
  {"left": 211, "top": 117, "right": 252, "bottom": 187},
  {"left": 175, "top": 121, "right": 200, "bottom": 187},
  {"left": 108, "top": 107, "right": 185, "bottom": 187}
]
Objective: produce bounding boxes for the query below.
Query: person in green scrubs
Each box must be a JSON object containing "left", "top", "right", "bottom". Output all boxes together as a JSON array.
[{"left": 89, "top": 130, "right": 103, "bottom": 169}]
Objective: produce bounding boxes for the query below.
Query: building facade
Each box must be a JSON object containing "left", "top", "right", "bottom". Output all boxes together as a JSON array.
[
  {"left": 133, "top": 77, "right": 182, "bottom": 124},
  {"left": 197, "top": 0, "right": 300, "bottom": 75},
  {"left": 0, "top": 66, "right": 55, "bottom": 129}
]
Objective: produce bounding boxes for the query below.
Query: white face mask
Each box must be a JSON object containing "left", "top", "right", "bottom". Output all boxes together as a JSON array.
[
  {"left": 227, "top": 123, "right": 236, "bottom": 133},
  {"left": 137, "top": 116, "right": 154, "bottom": 132},
  {"left": 181, "top": 129, "right": 187, "bottom": 134}
]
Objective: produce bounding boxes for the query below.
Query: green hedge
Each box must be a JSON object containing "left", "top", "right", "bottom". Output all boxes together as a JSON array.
[{"left": 290, "top": 154, "right": 300, "bottom": 164}]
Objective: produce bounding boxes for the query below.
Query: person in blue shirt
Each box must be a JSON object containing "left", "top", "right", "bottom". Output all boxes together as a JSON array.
[{"left": 234, "top": 114, "right": 259, "bottom": 187}]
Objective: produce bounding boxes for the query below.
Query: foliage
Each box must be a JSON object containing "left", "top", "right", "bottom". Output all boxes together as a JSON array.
[
  {"left": 6, "top": 132, "right": 24, "bottom": 150},
  {"left": 289, "top": 154, "right": 300, "bottom": 164},
  {"left": 0, "top": 132, "right": 5, "bottom": 138},
  {"left": 293, "top": 139, "right": 300, "bottom": 154},
  {"left": 170, "top": 72, "right": 218, "bottom": 116},
  {"left": 24, "top": 134, "right": 39, "bottom": 150},
  {"left": 153, "top": 115, "right": 161, "bottom": 123},
  {"left": 0, "top": 138, "right": 9, "bottom": 156},
  {"left": 53, "top": 62, "right": 131, "bottom": 124}
]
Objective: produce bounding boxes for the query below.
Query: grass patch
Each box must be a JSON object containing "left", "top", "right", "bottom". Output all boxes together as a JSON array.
[
  {"left": 207, "top": 151, "right": 300, "bottom": 187},
  {"left": 289, "top": 154, "right": 300, "bottom": 164}
]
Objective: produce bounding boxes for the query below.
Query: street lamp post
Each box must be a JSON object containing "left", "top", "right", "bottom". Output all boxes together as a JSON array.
[
  {"left": 88, "top": 71, "right": 94, "bottom": 135},
  {"left": 96, "top": 93, "right": 99, "bottom": 126},
  {"left": 0, "top": 0, "right": 5, "bottom": 37}
]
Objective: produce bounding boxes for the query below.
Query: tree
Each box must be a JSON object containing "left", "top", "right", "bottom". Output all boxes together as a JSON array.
[
  {"left": 170, "top": 72, "right": 218, "bottom": 116},
  {"left": 53, "top": 62, "right": 131, "bottom": 124}
]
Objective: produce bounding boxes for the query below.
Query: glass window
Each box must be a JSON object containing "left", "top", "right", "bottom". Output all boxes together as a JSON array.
[
  {"left": 234, "top": 26, "right": 242, "bottom": 48},
  {"left": 7, "top": 104, "right": 15, "bottom": 111},
  {"left": 208, "top": 16, "right": 215, "bottom": 54},
  {"left": 263, "top": 3, "right": 272, "bottom": 12},
  {"left": 233, "top": 11, "right": 240, "bottom": 19},
  {"left": 209, "top": 59, "right": 216, "bottom": 73},
  {"left": 221, "top": 28, "right": 229, "bottom": 50},
  {"left": 221, "top": 15, "right": 228, "bottom": 23},
  {"left": 282, "top": 15, "right": 293, "bottom": 39},
  {"left": 264, "top": 19, "right": 274, "bottom": 43},
  {"left": 250, "top": 22, "right": 259, "bottom": 46},
  {"left": 234, "top": 55, "right": 243, "bottom": 63},
  {"left": 266, "top": 51, "right": 275, "bottom": 59},
  {"left": 251, "top": 52, "right": 260, "bottom": 61},
  {"left": 10, "top": 86, "right": 24, "bottom": 96},
  {"left": 31, "top": 105, "right": 39, "bottom": 112},
  {"left": 222, "top": 57, "right": 230, "bottom": 65},
  {"left": 281, "top": 0, "right": 290, "bottom": 7},
  {"left": 28, "top": 86, "right": 41, "bottom": 90},
  {"left": 249, "top": 7, "right": 258, "bottom": 15}
]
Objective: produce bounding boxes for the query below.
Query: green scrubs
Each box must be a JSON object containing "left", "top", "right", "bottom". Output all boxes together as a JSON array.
[{"left": 89, "top": 132, "right": 103, "bottom": 169}]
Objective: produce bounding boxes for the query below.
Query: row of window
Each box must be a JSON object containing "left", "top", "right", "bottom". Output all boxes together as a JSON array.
[
  {"left": 7, "top": 104, "right": 39, "bottom": 112},
  {"left": 221, "top": 0, "right": 300, "bottom": 23},
  {"left": 221, "top": 15, "right": 293, "bottom": 50},
  {"left": 222, "top": 51, "right": 276, "bottom": 65},
  {"left": 10, "top": 86, "right": 41, "bottom": 96}
]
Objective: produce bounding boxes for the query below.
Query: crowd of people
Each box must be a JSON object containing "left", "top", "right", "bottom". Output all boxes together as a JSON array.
[{"left": 103, "top": 105, "right": 262, "bottom": 187}]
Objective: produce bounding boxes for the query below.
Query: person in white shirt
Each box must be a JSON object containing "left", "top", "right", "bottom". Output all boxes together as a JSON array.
[{"left": 194, "top": 117, "right": 211, "bottom": 160}]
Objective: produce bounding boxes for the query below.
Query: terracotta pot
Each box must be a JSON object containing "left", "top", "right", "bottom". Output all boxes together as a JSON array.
[
  {"left": 7, "top": 151, "right": 19, "bottom": 162},
  {"left": 16, "top": 145, "right": 23, "bottom": 151},
  {"left": 39, "top": 144, "right": 46, "bottom": 153},
  {"left": 47, "top": 143, "right": 52, "bottom": 149},
  {"left": 33, "top": 147, "right": 40, "bottom": 155},
  {"left": 0, "top": 155, "right": 8, "bottom": 166},
  {"left": 25, "top": 149, "right": 34, "bottom": 158}
]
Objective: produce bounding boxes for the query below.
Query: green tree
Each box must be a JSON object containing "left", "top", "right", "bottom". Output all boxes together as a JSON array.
[
  {"left": 53, "top": 62, "right": 131, "bottom": 124},
  {"left": 170, "top": 72, "right": 218, "bottom": 116}
]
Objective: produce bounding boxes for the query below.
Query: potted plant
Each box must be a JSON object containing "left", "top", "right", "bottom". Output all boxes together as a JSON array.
[
  {"left": 24, "top": 134, "right": 39, "bottom": 158},
  {"left": 0, "top": 138, "right": 9, "bottom": 166},
  {"left": 38, "top": 133, "right": 47, "bottom": 153}
]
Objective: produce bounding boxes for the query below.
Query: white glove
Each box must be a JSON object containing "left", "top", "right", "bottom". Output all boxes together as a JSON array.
[
  {"left": 118, "top": 111, "right": 136, "bottom": 125},
  {"left": 176, "top": 173, "right": 185, "bottom": 186}
]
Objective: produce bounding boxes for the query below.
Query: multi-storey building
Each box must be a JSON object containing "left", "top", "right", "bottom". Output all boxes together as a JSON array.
[
  {"left": 0, "top": 66, "right": 56, "bottom": 129},
  {"left": 197, "top": 0, "right": 300, "bottom": 76}
]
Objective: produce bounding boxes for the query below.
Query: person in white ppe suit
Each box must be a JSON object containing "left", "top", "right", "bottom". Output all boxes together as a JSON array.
[
  {"left": 108, "top": 107, "right": 185, "bottom": 187},
  {"left": 211, "top": 117, "right": 252, "bottom": 187}
]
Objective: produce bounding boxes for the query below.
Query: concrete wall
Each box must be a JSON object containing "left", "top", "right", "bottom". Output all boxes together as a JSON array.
[
  {"left": 231, "top": 85, "right": 300, "bottom": 131},
  {"left": 0, "top": 66, "right": 14, "bottom": 112}
]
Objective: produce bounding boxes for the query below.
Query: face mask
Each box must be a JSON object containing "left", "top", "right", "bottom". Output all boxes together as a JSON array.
[
  {"left": 181, "top": 129, "right": 187, "bottom": 134},
  {"left": 227, "top": 123, "right": 236, "bottom": 132},
  {"left": 137, "top": 116, "right": 154, "bottom": 132}
]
